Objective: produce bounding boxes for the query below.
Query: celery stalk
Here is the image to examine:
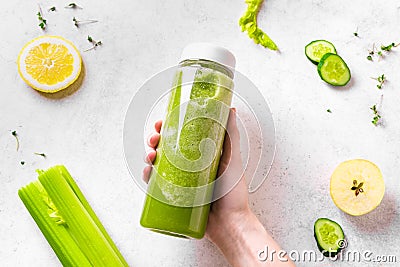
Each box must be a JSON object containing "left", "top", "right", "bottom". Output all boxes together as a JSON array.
[
  {"left": 18, "top": 182, "right": 91, "bottom": 266},
  {"left": 56, "top": 166, "right": 128, "bottom": 265},
  {"left": 18, "top": 165, "right": 129, "bottom": 267}
]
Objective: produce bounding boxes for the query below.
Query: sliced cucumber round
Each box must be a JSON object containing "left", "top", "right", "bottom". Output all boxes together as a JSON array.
[
  {"left": 317, "top": 53, "right": 351, "bottom": 86},
  {"left": 314, "top": 218, "right": 345, "bottom": 257},
  {"left": 305, "top": 40, "right": 337, "bottom": 64}
]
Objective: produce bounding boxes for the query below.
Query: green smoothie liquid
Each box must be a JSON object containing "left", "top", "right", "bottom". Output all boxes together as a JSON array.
[{"left": 140, "top": 65, "right": 233, "bottom": 239}]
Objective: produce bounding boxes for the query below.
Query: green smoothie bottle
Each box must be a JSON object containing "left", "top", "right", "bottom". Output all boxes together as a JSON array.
[{"left": 140, "top": 43, "right": 236, "bottom": 239}]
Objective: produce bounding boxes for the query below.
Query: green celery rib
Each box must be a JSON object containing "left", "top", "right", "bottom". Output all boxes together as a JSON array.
[
  {"left": 18, "top": 182, "right": 91, "bottom": 266},
  {"left": 19, "top": 165, "right": 129, "bottom": 267},
  {"left": 56, "top": 165, "right": 128, "bottom": 266}
]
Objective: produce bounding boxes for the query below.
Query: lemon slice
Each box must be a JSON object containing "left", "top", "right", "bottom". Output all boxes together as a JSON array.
[
  {"left": 18, "top": 36, "right": 82, "bottom": 93},
  {"left": 330, "top": 159, "right": 385, "bottom": 216}
]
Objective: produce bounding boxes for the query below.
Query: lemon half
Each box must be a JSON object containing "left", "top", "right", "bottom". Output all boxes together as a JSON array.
[
  {"left": 330, "top": 159, "right": 385, "bottom": 216},
  {"left": 18, "top": 36, "right": 82, "bottom": 93}
]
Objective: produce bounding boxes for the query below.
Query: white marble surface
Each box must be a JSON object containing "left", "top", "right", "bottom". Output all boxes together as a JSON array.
[{"left": 1, "top": 0, "right": 400, "bottom": 266}]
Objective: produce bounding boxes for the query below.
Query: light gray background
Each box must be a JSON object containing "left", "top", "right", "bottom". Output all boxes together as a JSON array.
[{"left": 1, "top": 0, "right": 399, "bottom": 266}]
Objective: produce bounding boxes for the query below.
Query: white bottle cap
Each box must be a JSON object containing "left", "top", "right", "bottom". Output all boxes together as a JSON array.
[{"left": 179, "top": 43, "right": 236, "bottom": 70}]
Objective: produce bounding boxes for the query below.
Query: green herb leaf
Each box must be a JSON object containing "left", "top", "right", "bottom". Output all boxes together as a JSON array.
[
  {"left": 370, "top": 104, "right": 381, "bottom": 126},
  {"left": 37, "top": 8, "right": 47, "bottom": 29},
  {"left": 48, "top": 7, "right": 56, "bottom": 12},
  {"left": 380, "top": 43, "right": 398, "bottom": 52},
  {"left": 371, "top": 74, "right": 386, "bottom": 90}
]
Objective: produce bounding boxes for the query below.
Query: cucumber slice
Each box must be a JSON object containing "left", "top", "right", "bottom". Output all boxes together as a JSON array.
[
  {"left": 317, "top": 53, "right": 351, "bottom": 86},
  {"left": 314, "top": 218, "right": 345, "bottom": 257},
  {"left": 305, "top": 40, "right": 336, "bottom": 64}
]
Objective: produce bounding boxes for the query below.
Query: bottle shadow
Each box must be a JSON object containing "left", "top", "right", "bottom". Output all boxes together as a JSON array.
[
  {"left": 37, "top": 62, "right": 86, "bottom": 99},
  {"left": 343, "top": 192, "right": 397, "bottom": 233}
]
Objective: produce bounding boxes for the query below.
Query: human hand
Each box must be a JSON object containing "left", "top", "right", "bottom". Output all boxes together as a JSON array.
[
  {"left": 142, "top": 109, "right": 251, "bottom": 242},
  {"left": 203, "top": 108, "right": 251, "bottom": 242},
  {"left": 143, "top": 109, "right": 293, "bottom": 266}
]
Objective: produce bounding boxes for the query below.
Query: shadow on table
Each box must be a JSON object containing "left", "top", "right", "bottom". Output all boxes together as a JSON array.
[
  {"left": 343, "top": 192, "right": 397, "bottom": 233},
  {"left": 38, "top": 62, "right": 86, "bottom": 99}
]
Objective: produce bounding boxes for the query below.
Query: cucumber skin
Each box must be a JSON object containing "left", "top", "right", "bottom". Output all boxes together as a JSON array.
[
  {"left": 305, "top": 40, "right": 337, "bottom": 65},
  {"left": 317, "top": 53, "right": 351, "bottom": 86},
  {"left": 313, "top": 218, "right": 345, "bottom": 257},
  {"left": 306, "top": 56, "right": 320, "bottom": 65},
  {"left": 308, "top": 57, "right": 321, "bottom": 66}
]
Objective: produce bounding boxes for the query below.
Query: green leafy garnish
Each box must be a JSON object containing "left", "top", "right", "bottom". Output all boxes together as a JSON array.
[
  {"left": 18, "top": 165, "right": 129, "bottom": 266},
  {"left": 239, "top": 0, "right": 278, "bottom": 51},
  {"left": 370, "top": 104, "right": 381, "bottom": 126},
  {"left": 37, "top": 9, "right": 47, "bottom": 30},
  {"left": 371, "top": 74, "right": 386, "bottom": 89},
  {"left": 367, "top": 43, "right": 399, "bottom": 60},
  {"left": 327, "top": 109, "right": 332, "bottom": 113},
  {"left": 381, "top": 43, "right": 399, "bottom": 52},
  {"left": 367, "top": 45, "right": 375, "bottom": 61},
  {"left": 48, "top": 6, "right": 56, "bottom": 12}
]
